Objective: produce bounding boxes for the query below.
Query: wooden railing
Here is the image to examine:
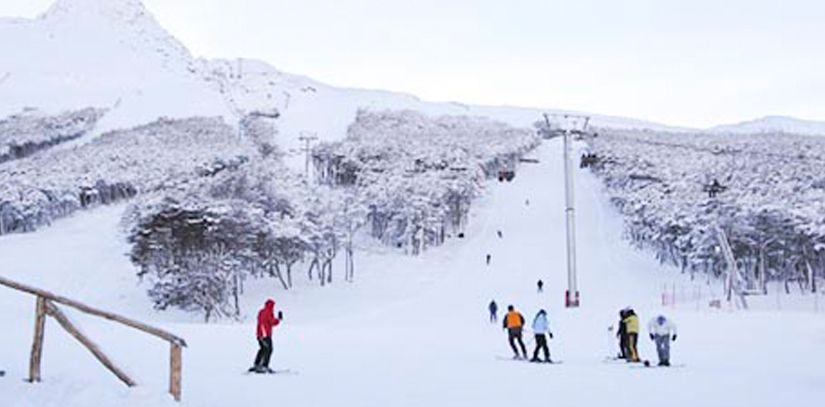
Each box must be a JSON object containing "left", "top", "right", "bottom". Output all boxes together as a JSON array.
[{"left": 0, "top": 275, "right": 187, "bottom": 401}]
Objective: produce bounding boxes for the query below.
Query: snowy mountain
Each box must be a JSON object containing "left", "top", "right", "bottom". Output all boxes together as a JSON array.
[
  {"left": 0, "top": 0, "right": 231, "bottom": 133},
  {"left": 0, "top": 0, "right": 681, "bottom": 163},
  {"left": 709, "top": 115, "right": 825, "bottom": 136}
]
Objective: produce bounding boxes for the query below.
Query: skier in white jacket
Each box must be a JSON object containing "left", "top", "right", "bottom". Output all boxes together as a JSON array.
[
  {"left": 648, "top": 315, "right": 677, "bottom": 366},
  {"left": 530, "top": 309, "right": 553, "bottom": 363}
]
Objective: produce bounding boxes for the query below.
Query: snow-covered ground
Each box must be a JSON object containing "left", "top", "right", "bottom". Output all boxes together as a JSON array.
[{"left": 1, "top": 138, "right": 823, "bottom": 407}]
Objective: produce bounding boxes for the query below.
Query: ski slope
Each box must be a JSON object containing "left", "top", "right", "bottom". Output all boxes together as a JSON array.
[{"left": 1, "top": 139, "right": 824, "bottom": 407}]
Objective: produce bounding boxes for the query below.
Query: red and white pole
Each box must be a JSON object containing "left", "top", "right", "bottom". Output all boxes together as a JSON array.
[{"left": 562, "top": 122, "right": 580, "bottom": 307}]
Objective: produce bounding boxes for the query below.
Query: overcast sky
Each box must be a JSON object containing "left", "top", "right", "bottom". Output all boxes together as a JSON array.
[{"left": 2, "top": 0, "right": 824, "bottom": 127}]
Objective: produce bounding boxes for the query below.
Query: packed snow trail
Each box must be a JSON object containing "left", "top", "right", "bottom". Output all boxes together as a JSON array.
[{"left": 1, "top": 139, "right": 824, "bottom": 407}]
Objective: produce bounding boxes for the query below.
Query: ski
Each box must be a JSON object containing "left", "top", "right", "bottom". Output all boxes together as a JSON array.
[
  {"left": 631, "top": 360, "right": 685, "bottom": 369},
  {"left": 494, "top": 356, "right": 562, "bottom": 364},
  {"left": 602, "top": 357, "right": 640, "bottom": 365},
  {"left": 245, "top": 368, "right": 298, "bottom": 375}
]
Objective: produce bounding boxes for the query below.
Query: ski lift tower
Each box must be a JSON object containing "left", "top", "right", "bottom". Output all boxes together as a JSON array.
[{"left": 543, "top": 113, "right": 590, "bottom": 308}]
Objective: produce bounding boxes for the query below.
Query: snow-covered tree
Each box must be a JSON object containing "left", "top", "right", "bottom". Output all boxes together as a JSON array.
[{"left": 586, "top": 128, "right": 825, "bottom": 292}]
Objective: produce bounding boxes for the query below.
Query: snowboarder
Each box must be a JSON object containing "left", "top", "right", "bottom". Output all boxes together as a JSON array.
[
  {"left": 648, "top": 314, "right": 677, "bottom": 366},
  {"left": 623, "top": 309, "right": 640, "bottom": 362},
  {"left": 489, "top": 300, "right": 498, "bottom": 322},
  {"left": 616, "top": 309, "right": 629, "bottom": 359},
  {"left": 249, "top": 299, "right": 282, "bottom": 373},
  {"left": 486, "top": 253, "right": 492, "bottom": 265},
  {"left": 503, "top": 305, "right": 527, "bottom": 359},
  {"left": 530, "top": 309, "right": 553, "bottom": 363},
  {"left": 537, "top": 279, "right": 544, "bottom": 293}
]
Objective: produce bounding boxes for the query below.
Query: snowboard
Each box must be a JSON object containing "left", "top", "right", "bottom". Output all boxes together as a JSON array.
[{"left": 495, "top": 356, "right": 562, "bottom": 364}]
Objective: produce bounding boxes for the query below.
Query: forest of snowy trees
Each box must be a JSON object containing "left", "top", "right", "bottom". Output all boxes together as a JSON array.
[
  {"left": 0, "top": 107, "right": 105, "bottom": 164},
  {"left": 314, "top": 109, "right": 539, "bottom": 253},
  {"left": 126, "top": 109, "right": 537, "bottom": 320},
  {"left": 0, "top": 115, "right": 253, "bottom": 235},
  {"left": 585, "top": 129, "right": 825, "bottom": 294}
]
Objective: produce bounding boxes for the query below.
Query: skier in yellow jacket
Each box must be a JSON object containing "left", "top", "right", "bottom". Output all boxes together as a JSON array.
[
  {"left": 502, "top": 305, "right": 527, "bottom": 359},
  {"left": 623, "top": 308, "right": 640, "bottom": 362}
]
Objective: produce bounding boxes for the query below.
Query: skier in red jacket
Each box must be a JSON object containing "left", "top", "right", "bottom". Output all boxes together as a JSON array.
[{"left": 249, "top": 299, "right": 282, "bottom": 373}]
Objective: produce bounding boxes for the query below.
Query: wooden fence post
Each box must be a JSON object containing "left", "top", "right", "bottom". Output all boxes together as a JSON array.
[
  {"left": 170, "top": 343, "right": 182, "bottom": 402},
  {"left": 29, "top": 296, "right": 46, "bottom": 382},
  {"left": 44, "top": 300, "right": 136, "bottom": 387},
  {"left": 2, "top": 275, "right": 186, "bottom": 402}
]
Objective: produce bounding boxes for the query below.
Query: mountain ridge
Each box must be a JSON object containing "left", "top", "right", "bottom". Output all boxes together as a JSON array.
[
  {"left": 708, "top": 115, "right": 825, "bottom": 136},
  {"left": 3, "top": 0, "right": 819, "bottom": 158}
]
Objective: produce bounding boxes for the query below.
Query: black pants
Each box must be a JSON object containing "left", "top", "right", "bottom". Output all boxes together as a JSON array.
[
  {"left": 490, "top": 311, "right": 497, "bottom": 322},
  {"left": 254, "top": 337, "right": 273, "bottom": 368},
  {"left": 532, "top": 334, "right": 550, "bottom": 361},
  {"left": 619, "top": 332, "right": 628, "bottom": 359},
  {"left": 508, "top": 328, "right": 527, "bottom": 357}
]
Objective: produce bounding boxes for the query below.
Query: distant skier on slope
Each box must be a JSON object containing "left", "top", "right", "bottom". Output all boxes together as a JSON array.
[
  {"left": 530, "top": 309, "right": 553, "bottom": 363},
  {"left": 503, "top": 305, "right": 527, "bottom": 359},
  {"left": 497, "top": 230, "right": 503, "bottom": 238},
  {"left": 249, "top": 299, "right": 283, "bottom": 373},
  {"left": 623, "top": 309, "right": 640, "bottom": 362},
  {"left": 486, "top": 253, "right": 492, "bottom": 265},
  {"left": 537, "top": 279, "right": 544, "bottom": 293},
  {"left": 648, "top": 314, "right": 677, "bottom": 366},
  {"left": 489, "top": 300, "right": 498, "bottom": 322}
]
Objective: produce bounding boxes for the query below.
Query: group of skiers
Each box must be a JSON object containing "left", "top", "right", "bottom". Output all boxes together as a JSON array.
[
  {"left": 489, "top": 301, "right": 679, "bottom": 366},
  {"left": 248, "top": 296, "right": 679, "bottom": 373},
  {"left": 615, "top": 307, "right": 678, "bottom": 366}
]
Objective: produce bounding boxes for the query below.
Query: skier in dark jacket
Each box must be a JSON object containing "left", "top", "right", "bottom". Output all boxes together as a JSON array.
[
  {"left": 617, "top": 309, "right": 629, "bottom": 359},
  {"left": 250, "top": 299, "right": 282, "bottom": 373},
  {"left": 537, "top": 279, "right": 544, "bottom": 293},
  {"left": 489, "top": 300, "right": 498, "bottom": 322},
  {"left": 503, "top": 305, "right": 527, "bottom": 359}
]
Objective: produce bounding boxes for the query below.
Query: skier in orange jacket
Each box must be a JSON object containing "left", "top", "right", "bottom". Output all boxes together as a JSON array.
[{"left": 503, "top": 305, "right": 527, "bottom": 359}]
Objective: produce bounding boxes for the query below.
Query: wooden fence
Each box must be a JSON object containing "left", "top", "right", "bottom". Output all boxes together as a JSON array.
[{"left": 0, "top": 275, "right": 187, "bottom": 401}]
